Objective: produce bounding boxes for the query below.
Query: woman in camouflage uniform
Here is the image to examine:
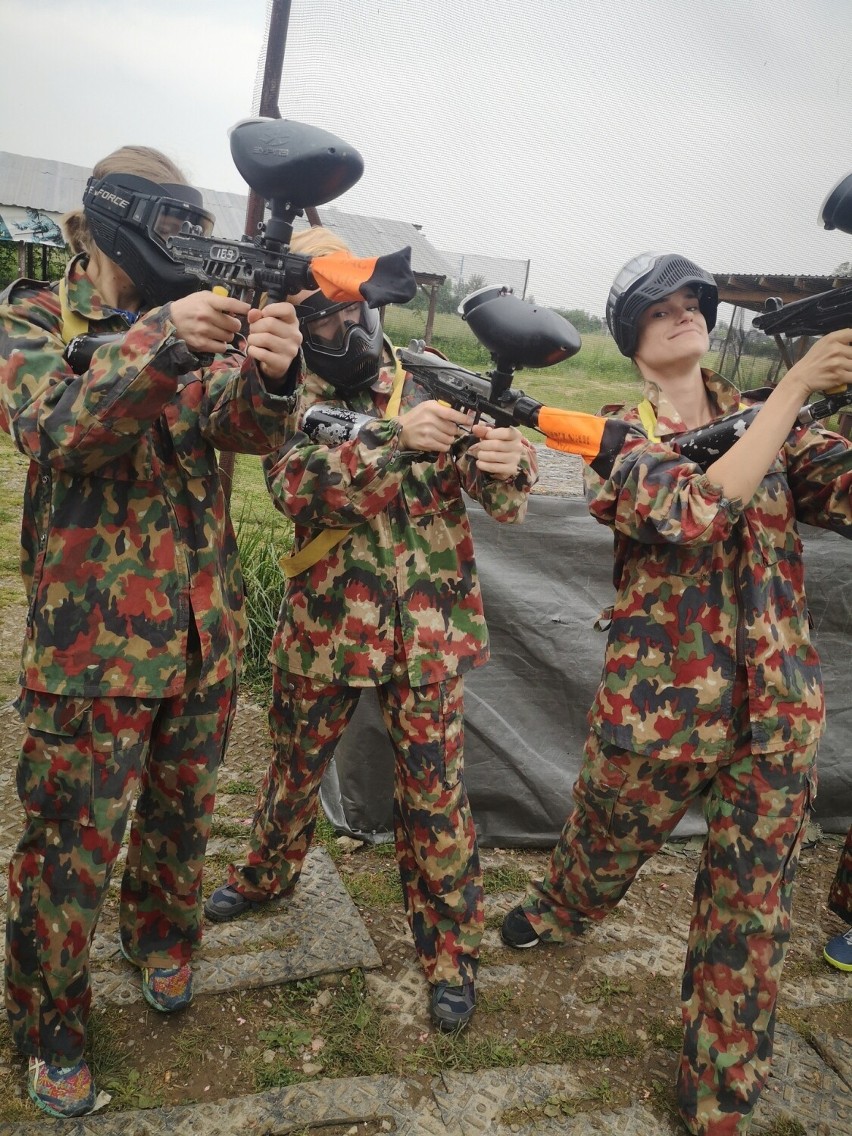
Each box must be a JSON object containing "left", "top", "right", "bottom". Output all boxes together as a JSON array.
[
  {"left": 205, "top": 227, "right": 537, "bottom": 1032},
  {"left": 501, "top": 252, "right": 852, "bottom": 1135},
  {"left": 0, "top": 146, "right": 302, "bottom": 1116}
]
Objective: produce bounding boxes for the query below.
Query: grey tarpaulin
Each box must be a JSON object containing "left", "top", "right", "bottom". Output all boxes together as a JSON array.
[{"left": 320, "top": 494, "right": 852, "bottom": 847}]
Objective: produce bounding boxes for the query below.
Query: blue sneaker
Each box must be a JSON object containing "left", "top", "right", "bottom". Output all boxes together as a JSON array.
[
  {"left": 823, "top": 926, "right": 852, "bottom": 972},
  {"left": 119, "top": 937, "right": 193, "bottom": 1012},
  {"left": 28, "top": 1057, "right": 95, "bottom": 1118}
]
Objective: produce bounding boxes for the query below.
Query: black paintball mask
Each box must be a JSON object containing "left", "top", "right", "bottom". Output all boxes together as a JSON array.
[
  {"left": 82, "top": 172, "right": 214, "bottom": 307},
  {"left": 294, "top": 291, "right": 384, "bottom": 393}
]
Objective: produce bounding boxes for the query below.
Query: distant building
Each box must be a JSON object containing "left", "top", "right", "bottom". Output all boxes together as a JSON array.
[{"left": 438, "top": 249, "right": 531, "bottom": 298}]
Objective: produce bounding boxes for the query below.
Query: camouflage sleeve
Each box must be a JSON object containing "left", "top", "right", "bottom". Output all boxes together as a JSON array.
[
  {"left": 0, "top": 288, "right": 196, "bottom": 474},
  {"left": 263, "top": 415, "right": 408, "bottom": 528},
  {"left": 453, "top": 434, "right": 538, "bottom": 523},
  {"left": 784, "top": 423, "right": 852, "bottom": 537},
  {"left": 586, "top": 434, "right": 743, "bottom": 546},
  {"left": 196, "top": 349, "right": 300, "bottom": 455}
]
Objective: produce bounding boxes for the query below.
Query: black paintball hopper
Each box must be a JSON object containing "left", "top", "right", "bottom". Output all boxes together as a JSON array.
[
  {"left": 459, "top": 286, "right": 582, "bottom": 372},
  {"left": 228, "top": 118, "right": 364, "bottom": 211},
  {"left": 819, "top": 170, "right": 852, "bottom": 234}
]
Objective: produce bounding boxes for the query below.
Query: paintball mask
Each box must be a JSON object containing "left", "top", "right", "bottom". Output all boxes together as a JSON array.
[
  {"left": 295, "top": 292, "right": 384, "bottom": 392},
  {"left": 606, "top": 252, "right": 718, "bottom": 358},
  {"left": 83, "top": 173, "right": 214, "bottom": 307}
]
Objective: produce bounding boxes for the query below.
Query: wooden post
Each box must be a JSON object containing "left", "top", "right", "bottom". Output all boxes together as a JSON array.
[{"left": 424, "top": 282, "right": 439, "bottom": 345}]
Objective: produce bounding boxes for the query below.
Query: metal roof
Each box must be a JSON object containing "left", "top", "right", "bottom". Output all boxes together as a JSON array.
[
  {"left": 711, "top": 271, "right": 847, "bottom": 313},
  {"left": 0, "top": 151, "right": 450, "bottom": 279}
]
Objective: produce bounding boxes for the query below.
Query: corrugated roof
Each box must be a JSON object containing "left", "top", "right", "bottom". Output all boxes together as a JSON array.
[
  {"left": 711, "top": 271, "right": 843, "bottom": 312},
  {"left": 0, "top": 151, "right": 450, "bottom": 280}
]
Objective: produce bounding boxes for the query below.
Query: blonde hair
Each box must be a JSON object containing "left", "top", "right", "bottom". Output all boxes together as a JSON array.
[
  {"left": 289, "top": 225, "right": 350, "bottom": 259},
  {"left": 63, "top": 145, "right": 190, "bottom": 256}
]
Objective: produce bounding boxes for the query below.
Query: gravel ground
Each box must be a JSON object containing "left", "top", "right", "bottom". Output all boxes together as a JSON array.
[{"left": 530, "top": 444, "right": 585, "bottom": 497}]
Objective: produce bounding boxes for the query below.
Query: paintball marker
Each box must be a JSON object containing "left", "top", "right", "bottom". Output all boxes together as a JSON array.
[
  {"left": 753, "top": 169, "right": 852, "bottom": 340},
  {"left": 398, "top": 287, "right": 636, "bottom": 476},
  {"left": 65, "top": 118, "right": 417, "bottom": 374},
  {"left": 167, "top": 118, "right": 416, "bottom": 308}
]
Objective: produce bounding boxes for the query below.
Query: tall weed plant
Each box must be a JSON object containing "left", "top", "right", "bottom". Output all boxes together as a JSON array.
[{"left": 235, "top": 504, "right": 293, "bottom": 698}]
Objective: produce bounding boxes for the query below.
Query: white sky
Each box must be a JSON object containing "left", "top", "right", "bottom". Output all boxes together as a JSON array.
[{"left": 3, "top": 0, "right": 852, "bottom": 320}]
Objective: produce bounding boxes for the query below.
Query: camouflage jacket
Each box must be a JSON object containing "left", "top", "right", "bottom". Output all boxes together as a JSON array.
[
  {"left": 266, "top": 366, "right": 538, "bottom": 687},
  {"left": 586, "top": 370, "right": 851, "bottom": 759},
  {"left": 0, "top": 255, "right": 297, "bottom": 698}
]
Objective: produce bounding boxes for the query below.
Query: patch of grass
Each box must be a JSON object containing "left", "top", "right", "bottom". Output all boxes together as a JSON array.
[
  {"left": 252, "top": 970, "right": 396, "bottom": 1088},
  {"left": 0, "top": 1036, "right": 31, "bottom": 1122},
  {"left": 649, "top": 1077, "right": 680, "bottom": 1122},
  {"left": 580, "top": 976, "right": 633, "bottom": 1007},
  {"left": 501, "top": 1078, "right": 622, "bottom": 1124},
  {"left": 408, "top": 1023, "right": 637, "bottom": 1076},
  {"left": 88, "top": 1011, "right": 164, "bottom": 1110},
  {"left": 777, "top": 1008, "right": 818, "bottom": 1046},
  {"left": 224, "top": 780, "right": 259, "bottom": 796},
  {"left": 482, "top": 863, "right": 530, "bottom": 893},
  {"left": 0, "top": 433, "right": 27, "bottom": 579},
  {"left": 406, "top": 1031, "right": 519, "bottom": 1074},
  {"left": 313, "top": 808, "right": 343, "bottom": 861},
  {"left": 476, "top": 987, "right": 517, "bottom": 1014},
  {"left": 763, "top": 1118, "right": 807, "bottom": 1136},
  {"left": 232, "top": 498, "right": 291, "bottom": 700},
  {"left": 345, "top": 865, "right": 403, "bottom": 909},
  {"left": 646, "top": 1015, "right": 682, "bottom": 1052},
  {"left": 542, "top": 1026, "right": 638, "bottom": 1064},
  {"left": 210, "top": 818, "right": 251, "bottom": 840}
]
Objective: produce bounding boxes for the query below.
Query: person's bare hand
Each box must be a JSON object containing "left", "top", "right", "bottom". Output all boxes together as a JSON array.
[
  {"left": 245, "top": 301, "right": 303, "bottom": 381},
  {"left": 782, "top": 327, "right": 852, "bottom": 399},
  {"left": 169, "top": 291, "right": 249, "bottom": 355},
  {"left": 397, "top": 400, "right": 473, "bottom": 452},
  {"left": 467, "top": 423, "right": 525, "bottom": 479}
]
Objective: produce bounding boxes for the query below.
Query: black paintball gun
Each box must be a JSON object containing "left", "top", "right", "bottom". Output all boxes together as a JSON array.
[
  {"left": 300, "top": 286, "right": 635, "bottom": 472},
  {"left": 65, "top": 118, "right": 417, "bottom": 374},
  {"left": 753, "top": 170, "right": 852, "bottom": 340},
  {"left": 398, "top": 286, "right": 636, "bottom": 475},
  {"left": 167, "top": 117, "right": 415, "bottom": 307}
]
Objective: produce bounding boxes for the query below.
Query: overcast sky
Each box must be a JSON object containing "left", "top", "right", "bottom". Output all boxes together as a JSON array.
[{"left": 3, "top": 0, "right": 852, "bottom": 319}]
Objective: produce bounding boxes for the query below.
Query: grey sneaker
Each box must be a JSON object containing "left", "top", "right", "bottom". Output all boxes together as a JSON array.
[
  {"left": 430, "top": 980, "right": 476, "bottom": 1031},
  {"left": 204, "top": 883, "right": 289, "bottom": 923}
]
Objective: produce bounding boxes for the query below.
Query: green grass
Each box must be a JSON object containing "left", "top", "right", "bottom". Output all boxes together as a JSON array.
[
  {"left": 580, "top": 976, "right": 634, "bottom": 1007},
  {"left": 0, "top": 432, "right": 28, "bottom": 585},
  {"left": 482, "top": 863, "right": 531, "bottom": 894},
  {"left": 344, "top": 864, "right": 404, "bottom": 909},
  {"left": 406, "top": 1022, "right": 638, "bottom": 1076},
  {"left": 253, "top": 971, "right": 397, "bottom": 1089}
]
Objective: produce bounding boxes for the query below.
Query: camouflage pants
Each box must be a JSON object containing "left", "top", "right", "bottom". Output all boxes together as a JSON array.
[
  {"left": 523, "top": 686, "right": 815, "bottom": 1136},
  {"left": 228, "top": 666, "right": 483, "bottom": 985},
  {"left": 6, "top": 674, "right": 236, "bottom": 1065},
  {"left": 827, "top": 823, "right": 852, "bottom": 924}
]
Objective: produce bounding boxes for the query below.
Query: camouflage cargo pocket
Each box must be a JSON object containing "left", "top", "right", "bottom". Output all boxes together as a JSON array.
[
  {"left": 575, "top": 736, "right": 631, "bottom": 836},
  {"left": 15, "top": 689, "right": 95, "bottom": 824}
]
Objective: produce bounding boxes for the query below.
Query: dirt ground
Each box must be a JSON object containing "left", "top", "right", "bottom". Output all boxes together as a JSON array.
[{"left": 0, "top": 439, "right": 849, "bottom": 1130}]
